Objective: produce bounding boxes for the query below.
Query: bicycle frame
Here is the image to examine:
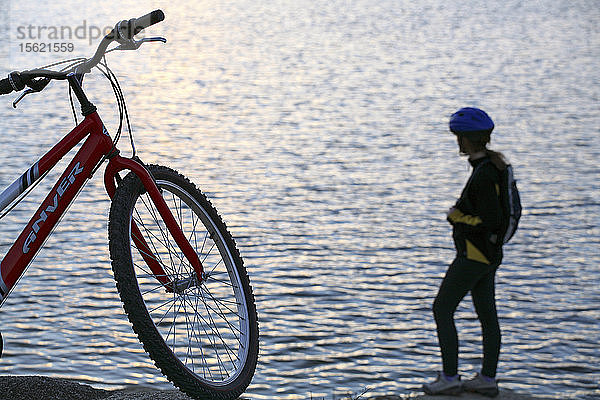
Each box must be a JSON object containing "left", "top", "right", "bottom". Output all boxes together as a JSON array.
[{"left": 0, "top": 111, "right": 203, "bottom": 304}]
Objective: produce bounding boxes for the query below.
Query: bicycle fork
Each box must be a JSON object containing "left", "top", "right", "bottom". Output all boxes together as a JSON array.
[{"left": 104, "top": 155, "right": 204, "bottom": 292}]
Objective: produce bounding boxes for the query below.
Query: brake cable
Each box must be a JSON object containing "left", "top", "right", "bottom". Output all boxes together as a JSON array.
[{"left": 96, "top": 55, "right": 136, "bottom": 157}]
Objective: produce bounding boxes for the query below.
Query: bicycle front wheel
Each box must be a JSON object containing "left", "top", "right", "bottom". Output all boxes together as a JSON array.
[{"left": 108, "top": 164, "right": 258, "bottom": 400}]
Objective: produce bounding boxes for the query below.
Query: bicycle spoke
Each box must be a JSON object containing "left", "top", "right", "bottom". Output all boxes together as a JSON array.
[
  {"left": 199, "top": 287, "right": 244, "bottom": 341},
  {"left": 181, "top": 292, "right": 195, "bottom": 369},
  {"left": 205, "top": 259, "right": 226, "bottom": 279},
  {"left": 168, "top": 192, "right": 189, "bottom": 278},
  {"left": 184, "top": 288, "right": 243, "bottom": 326},
  {"left": 135, "top": 203, "right": 192, "bottom": 282},
  {"left": 120, "top": 173, "right": 254, "bottom": 387},
  {"left": 139, "top": 194, "right": 180, "bottom": 271},
  {"left": 191, "top": 289, "right": 211, "bottom": 380},
  {"left": 194, "top": 287, "right": 239, "bottom": 375},
  {"left": 165, "top": 294, "right": 185, "bottom": 351},
  {"left": 140, "top": 282, "right": 168, "bottom": 296},
  {"left": 133, "top": 210, "right": 166, "bottom": 270},
  {"left": 189, "top": 213, "right": 200, "bottom": 252},
  {"left": 149, "top": 295, "right": 177, "bottom": 315},
  {"left": 199, "top": 230, "right": 209, "bottom": 259},
  {"left": 139, "top": 221, "right": 187, "bottom": 272}
]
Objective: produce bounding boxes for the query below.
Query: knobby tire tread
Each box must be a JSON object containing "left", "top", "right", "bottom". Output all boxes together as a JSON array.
[{"left": 108, "top": 164, "right": 258, "bottom": 400}]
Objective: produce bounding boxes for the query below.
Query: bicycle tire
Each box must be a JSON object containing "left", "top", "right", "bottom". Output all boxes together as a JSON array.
[{"left": 108, "top": 164, "right": 258, "bottom": 400}]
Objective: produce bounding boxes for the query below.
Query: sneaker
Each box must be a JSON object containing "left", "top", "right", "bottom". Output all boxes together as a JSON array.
[
  {"left": 423, "top": 372, "right": 462, "bottom": 395},
  {"left": 463, "top": 373, "right": 499, "bottom": 397}
]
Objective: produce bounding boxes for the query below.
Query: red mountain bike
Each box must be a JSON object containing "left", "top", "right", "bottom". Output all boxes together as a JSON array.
[{"left": 0, "top": 10, "right": 258, "bottom": 400}]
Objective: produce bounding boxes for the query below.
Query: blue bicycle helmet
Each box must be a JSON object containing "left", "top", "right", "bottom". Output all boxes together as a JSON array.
[{"left": 449, "top": 107, "right": 494, "bottom": 135}]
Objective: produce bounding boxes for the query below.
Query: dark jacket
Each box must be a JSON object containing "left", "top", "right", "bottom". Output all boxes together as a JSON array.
[{"left": 447, "top": 156, "right": 504, "bottom": 265}]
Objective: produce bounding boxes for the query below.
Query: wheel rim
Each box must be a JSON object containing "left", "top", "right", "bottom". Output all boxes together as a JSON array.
[{"left": 128, "top": 179, "right": 250, "bottom": 386}]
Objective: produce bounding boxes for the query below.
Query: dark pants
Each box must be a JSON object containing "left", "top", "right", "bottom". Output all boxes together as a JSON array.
[{"left": 433, "top": 257, "right": 501, "bottom": 377}]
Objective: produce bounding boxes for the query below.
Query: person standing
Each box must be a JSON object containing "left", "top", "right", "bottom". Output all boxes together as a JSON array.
[{"left": 423, "top": 107, "right": 508, "bottom": 397}]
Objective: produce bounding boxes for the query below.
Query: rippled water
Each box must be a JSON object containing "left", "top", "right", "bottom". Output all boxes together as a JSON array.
[{"left": 0, "top": 1, "right": 599, "bottom": 398}]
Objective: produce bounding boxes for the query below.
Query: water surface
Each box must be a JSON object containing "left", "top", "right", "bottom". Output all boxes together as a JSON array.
[{"left": 0, "top": 1, "right": 598, "bottom": 398}]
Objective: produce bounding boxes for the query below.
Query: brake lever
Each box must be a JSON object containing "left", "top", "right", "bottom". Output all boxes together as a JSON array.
[
  {"left": 13, "top": 89, "right": 34, "bottom": 108},
  {"left": 12, "top": 77, "right": 51, "bottom": 108},
  {"left": 113, "top": 36, "right": 167, "bottom": 51}
]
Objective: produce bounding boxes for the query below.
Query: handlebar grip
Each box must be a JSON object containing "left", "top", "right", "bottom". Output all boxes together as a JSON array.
[
  {"left": 132, "top": 9, "right": 165, "bottom": 36},
  {"left": 0, "top": 72, "right": 26, "bottom": 95},
  {"left": 0, "top": 78, "right": 13, "bottom": 95}
]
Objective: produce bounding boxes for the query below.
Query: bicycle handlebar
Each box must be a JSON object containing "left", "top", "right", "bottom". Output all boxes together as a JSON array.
[
  {"left": 0, "top": 74, "right": 18, "bottom": 95},
  {"left": 130, "top": 10, "right": 165, "bottom": 38},
  {"left": 0, "top": 9, "right": 165, "bottom": 96}
]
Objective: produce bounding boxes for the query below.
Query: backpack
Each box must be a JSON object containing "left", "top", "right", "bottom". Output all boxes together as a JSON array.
[{"left": 500, "top": 164, "right": 522, "bottom": 243}]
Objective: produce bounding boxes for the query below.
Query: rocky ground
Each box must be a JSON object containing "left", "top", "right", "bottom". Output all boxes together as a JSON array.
[
  {"left": 0, "top": 376, "right": 191, "bottom": 400},
  {"left": 0, "top": 376, "right": 554, "bottom": 400},
  {"left": 374, "top": 390, "right": 553, "bottom": 400}
]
